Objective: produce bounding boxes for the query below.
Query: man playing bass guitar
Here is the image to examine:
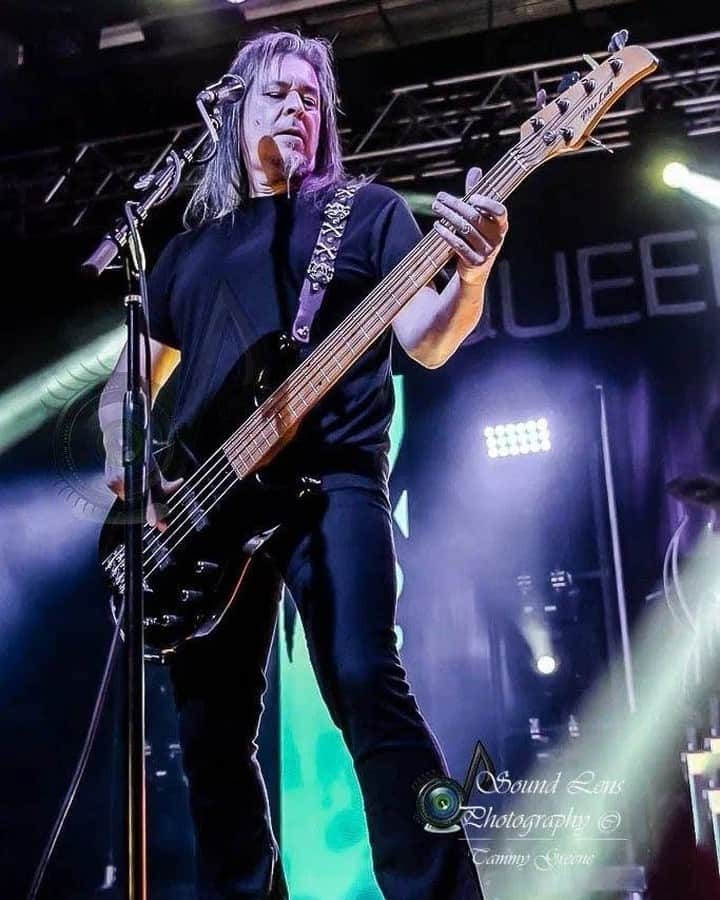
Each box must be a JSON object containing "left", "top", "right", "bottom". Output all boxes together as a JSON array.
[{"left": 99, "top": 30, "right": 507, "bottom": 900}]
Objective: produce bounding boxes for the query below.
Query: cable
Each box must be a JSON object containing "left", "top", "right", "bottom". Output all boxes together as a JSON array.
[
  {"left": 662, "top": 524, "right": 682, "bottom": 625},
  {"left": 25, "top": 603, "right": 124, "bottom": 900},
  {"left": 671, "top": 516, "right": 697, "bottom": 633},
  {"left": 662, "top": 516, "right": 694, "bottom": 630},
  {"left": 662, "top": 515, "right": 705, "bottom": 699}
]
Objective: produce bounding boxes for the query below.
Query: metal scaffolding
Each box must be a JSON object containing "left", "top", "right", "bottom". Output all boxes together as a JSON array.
[
  {"left": 2, "top": 29, "right": 719, "bottom": 238},
  {"left": 346, "top": 29, "right": 720, "bottom": 183}
]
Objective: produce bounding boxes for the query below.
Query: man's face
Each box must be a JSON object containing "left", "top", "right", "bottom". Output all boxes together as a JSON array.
[{"left": 241, "top": 53, "right": 322, "bottom": 190}]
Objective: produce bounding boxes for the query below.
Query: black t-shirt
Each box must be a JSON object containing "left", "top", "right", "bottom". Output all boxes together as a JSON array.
[{"left": 147, "top": 181, "right": 424, "bottom": 486}]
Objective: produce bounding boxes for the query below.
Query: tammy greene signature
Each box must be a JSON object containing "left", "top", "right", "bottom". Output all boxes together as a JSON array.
[
  {"left": 473, "top": 769, "right": 625, "bottom": 796},
  {"left": 471, "top": 847, "right": 596, "bottom": 871}
]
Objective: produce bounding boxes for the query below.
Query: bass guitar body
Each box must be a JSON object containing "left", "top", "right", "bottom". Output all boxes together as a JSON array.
[{"left": 98, "top": 334, "right": 319, "bottom": 662}]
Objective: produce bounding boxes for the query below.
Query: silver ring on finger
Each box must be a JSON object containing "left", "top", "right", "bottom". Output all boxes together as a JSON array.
[{"left": 460, "top": 221, "right": 472, "bottom": 236}]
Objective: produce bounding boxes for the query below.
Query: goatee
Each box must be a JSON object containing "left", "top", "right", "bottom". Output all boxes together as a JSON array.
[{"left": 282, "top": 150, "right": 311, "bottom": 196}]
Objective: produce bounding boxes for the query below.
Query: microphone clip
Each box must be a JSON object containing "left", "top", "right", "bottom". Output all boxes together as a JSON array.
[{"left": 196, "top": 74, "right": 247, "bottom": 107}]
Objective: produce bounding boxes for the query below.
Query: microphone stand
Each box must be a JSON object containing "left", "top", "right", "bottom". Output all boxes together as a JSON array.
[{"left": 82, "top": 75, "right": 244, "bottom": 900}]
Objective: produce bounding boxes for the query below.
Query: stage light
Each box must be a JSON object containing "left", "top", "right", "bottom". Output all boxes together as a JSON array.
[
  {"left": 536, "top": 654, "right": 558, "bottom": 675},
  {"left": 550, "top": 569, "right": 573, "bottom": 592},
  {"left": 0, "top": 476, "right": 102, "bottom": 635},
  {"left": 663, "top": 161, "right": 688, "bottom": 188},
  {"left": 495, "top": 531, "right": 720, "bottom": 900},
  {"left": 99, "top": 22, "right": 144, "bottom": 50},
  {"left": 662, "top": 161, "right": 720, "bottom": 210},
  {"left": 484, "top": 418, "right": 551, "bottom": 458},
  {"left": 517, "top": 574, "right": 534, "bottom": 595},
  {"left": 0, "top": 325, "right": 124, "bottom": 455},
  {"left": 398, "top": 192, "right": 437, "bottom": 216}
]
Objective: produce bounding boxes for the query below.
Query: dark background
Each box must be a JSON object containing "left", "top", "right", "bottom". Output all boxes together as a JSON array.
[{"left": 2, "top": 1, "right": 720, "bottom": 898}]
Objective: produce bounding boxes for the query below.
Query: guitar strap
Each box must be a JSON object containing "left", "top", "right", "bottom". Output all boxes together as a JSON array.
[{"left": 291, "top": 179, "right": 364, "bottom": 344}]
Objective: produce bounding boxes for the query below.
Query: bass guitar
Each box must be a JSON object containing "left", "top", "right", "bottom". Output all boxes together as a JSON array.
[{"left": 99, "top": 35, "right": 658, "bottom": 661}]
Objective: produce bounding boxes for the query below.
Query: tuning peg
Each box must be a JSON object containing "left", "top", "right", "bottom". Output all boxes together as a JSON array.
[
  {"left": 557, "top": 71, "right": 580, "bottom": 93},
  {"left": 608, "top": 29, "right": 629, "bottom": 53},
  {"left": 535, "top": 88, "right": 547, "bottom": 110},
  {"left": 588, "top": 136, "right": 614, "bottom": 154}
]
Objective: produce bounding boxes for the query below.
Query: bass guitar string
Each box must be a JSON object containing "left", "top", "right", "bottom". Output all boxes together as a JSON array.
[
  {"left": 140, "top": 152, "right": 541, "bottom": 576},
  {"left": 137, "top": 119, "right": 553, "bottom": 559},
  {"left": 137, "top": 130, "right": 549, "bottom": 565}
]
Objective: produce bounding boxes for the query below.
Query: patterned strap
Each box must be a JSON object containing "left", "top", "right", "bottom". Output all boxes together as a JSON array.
[{"left": 292, "top": 180, "right": 364, "bottom": 344}]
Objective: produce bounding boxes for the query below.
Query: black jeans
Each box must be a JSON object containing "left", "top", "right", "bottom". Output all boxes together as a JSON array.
[{"left": 169, "top": 482, "right": 484, "bottom": 900}]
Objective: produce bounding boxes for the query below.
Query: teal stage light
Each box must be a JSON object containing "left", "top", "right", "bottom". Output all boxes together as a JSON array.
[{"left": 279, "top": 375, "right": 408, "bottom": 899}]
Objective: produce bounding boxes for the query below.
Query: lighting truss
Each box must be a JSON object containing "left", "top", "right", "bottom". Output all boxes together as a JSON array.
[
  {"left": 2, "top": 30, "right": 719, "bottom": 238},
  {"left": 346, "top": 29, "right": 720, "bottom": 184}
]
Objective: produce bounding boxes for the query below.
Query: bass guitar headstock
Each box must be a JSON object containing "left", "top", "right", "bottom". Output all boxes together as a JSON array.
[{"left": 516, "top": 30, "right": 658, "bottom": 166}]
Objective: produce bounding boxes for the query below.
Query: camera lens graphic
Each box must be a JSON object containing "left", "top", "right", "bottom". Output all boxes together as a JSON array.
[{"left": 416, "top": 776, "right": 464, "bottom": 829}]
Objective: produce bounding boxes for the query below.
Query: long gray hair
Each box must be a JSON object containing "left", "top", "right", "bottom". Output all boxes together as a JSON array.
[{"left": 183, "top": 32, "right": 348, "bottom": 228}]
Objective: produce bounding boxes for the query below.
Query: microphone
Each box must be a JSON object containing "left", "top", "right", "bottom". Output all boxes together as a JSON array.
[{"left": 197, "top": 74, "right": 247, "bottom": 106}]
